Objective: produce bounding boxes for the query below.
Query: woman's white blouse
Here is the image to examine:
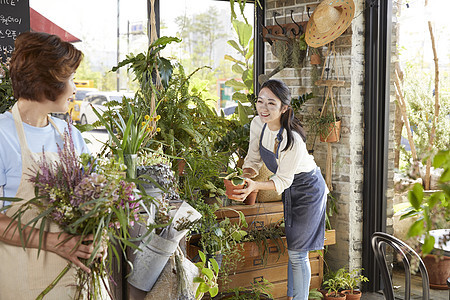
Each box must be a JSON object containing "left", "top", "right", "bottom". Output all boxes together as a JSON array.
[{"left": 242, "top": 116, "right": 317, "bottom": 194}]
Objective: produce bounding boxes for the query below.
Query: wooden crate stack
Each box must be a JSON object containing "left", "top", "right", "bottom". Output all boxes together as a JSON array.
[{"left": 188, "top": 201, "right": 336, "bottom": 300}]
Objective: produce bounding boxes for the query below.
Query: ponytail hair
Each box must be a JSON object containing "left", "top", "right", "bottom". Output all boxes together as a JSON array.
[
  {"left": 260, "top": 79, "right": 307, "bottom": 151},
  {"left": 280, "top": 107, "right": 307, "bottom": 151}
]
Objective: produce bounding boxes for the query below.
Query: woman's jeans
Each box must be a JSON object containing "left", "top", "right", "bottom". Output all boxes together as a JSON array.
[{"left": 287, "top": 250, "right": 310, "bottom": 300}]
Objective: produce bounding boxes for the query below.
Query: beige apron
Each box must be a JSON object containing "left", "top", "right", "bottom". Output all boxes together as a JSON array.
[{"left": 0, "top": 103, "right": 77, "bottom": 299}]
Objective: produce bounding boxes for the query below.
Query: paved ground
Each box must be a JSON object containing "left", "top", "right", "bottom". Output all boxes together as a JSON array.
[{"left": 361, "top": 267, "right": 449, "bottom": 300}]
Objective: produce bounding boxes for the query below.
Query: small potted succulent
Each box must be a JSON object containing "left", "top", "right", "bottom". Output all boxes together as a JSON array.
[{"left": 219, "top": 168, "right": 258, "bottom": 205}]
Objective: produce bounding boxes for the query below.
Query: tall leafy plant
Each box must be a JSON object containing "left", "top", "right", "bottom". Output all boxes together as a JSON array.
[{"left": 225, "top": 1, "right": 256, "bottom": 125}]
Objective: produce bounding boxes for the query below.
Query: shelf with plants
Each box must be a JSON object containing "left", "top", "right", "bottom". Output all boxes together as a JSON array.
[{"left": 212, "top": 202, "right": 336, "bottom": 300}]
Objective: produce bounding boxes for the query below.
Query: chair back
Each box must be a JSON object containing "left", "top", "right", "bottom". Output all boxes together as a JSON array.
[{"left": 371, "top": 232, "right": 430, "bottom": 300}]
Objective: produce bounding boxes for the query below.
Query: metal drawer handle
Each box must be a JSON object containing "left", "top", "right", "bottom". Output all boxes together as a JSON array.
[
  {"left": 253, "top": 258, "right": 263, "bottom": 266},
  {"left": 269, "top": 246, "right": 278, "bottom": 253},
  {"left": 253, "top": 276, "right": 264, "bottom": 283}
]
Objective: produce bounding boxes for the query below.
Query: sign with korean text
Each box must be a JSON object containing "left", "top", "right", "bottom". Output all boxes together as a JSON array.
[{"left": 0, "top": 0, "right": 30, "bottom": 62}]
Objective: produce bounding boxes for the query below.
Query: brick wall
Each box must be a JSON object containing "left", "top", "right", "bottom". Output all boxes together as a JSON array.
[{"left": 263, "top": 0, "right": 397, "bottom": 272}]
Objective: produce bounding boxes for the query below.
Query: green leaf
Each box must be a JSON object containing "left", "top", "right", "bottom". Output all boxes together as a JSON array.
[
  {"left": 232, "top": 64, "right": 245, "bottom": 75},
  {"left": 225, "top": 79, "right": 247, "bottom": 91},
  {"left": 245, "top": 39, "right": 254, "bottom": 60},
  {"left": 224, "top": 55, "right": 245, "bottom": 65},
  {"left": 198, "top": 282, "right": 210, "bottom": 293},
  {"left": 408, "top": 183, "right": 423, "bottom": 210},
  {"left": 193, "top": 277, "right": 205, "bottom": 283},
  {"left": 211, "top": 259, "right": 219, "bottom": 274},
  {"left": 227, "top": 40, "right": 244, "bottom": 56},
  {"left": 421, "top": 235, "right": 435, "bottom": 254},
  {"left": 407, "top": 219, "right": 424, "bottom": 238},
  {"left": 237, "top": 102, "right": 250, "bottom": 125},
  {"left": 231, "top": 177, "right": 244, "bottom": 186},
  {"left": 158, "top": 57, "right": 173, "bottom": 89},
  {"left": 427, "top": 191, "right": 443, "bottom": 209},
  {"left": 232, "top": 20, "right": 252, "bottom": 48},
  {"left": 149, "top": 36, "right": 181, "bottom": 49},
  {"left": 232, "top": 92, "right": 247, "bottom": 102},
  {"left": 432, "top": 150, "right": 448, "bottom": 169},
  {"left": 202, "top": 268, "right": 214, "bottom": 280},
  {"left": 198, "top": 250, "right": 206, "bottom": 263},
  {"left": 210, "top": 286, "right": 219, "bottom": 297}
]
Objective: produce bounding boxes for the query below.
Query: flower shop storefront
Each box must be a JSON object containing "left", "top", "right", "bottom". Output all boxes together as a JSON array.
[{"left": 3, "top": 0, "right": 448, "bottom": 299}]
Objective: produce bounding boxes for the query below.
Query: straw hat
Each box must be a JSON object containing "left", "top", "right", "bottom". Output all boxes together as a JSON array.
[{"left": 305, "top": 0, "right": 355, "bottom": 48}]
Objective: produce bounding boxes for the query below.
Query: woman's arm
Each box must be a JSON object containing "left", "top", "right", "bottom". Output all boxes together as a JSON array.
[{"left": 0, "top": 213, "right": 101, "bottom": 273}]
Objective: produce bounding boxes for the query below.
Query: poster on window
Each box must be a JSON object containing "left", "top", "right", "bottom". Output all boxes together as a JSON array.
[{"left": 0, "top": 0, "right": 30, "bottom": 62}]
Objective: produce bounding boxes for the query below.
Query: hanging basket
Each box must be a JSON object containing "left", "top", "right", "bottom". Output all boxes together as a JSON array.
[{"left": 319, "top": 119, "right": 341, "bottom": 143}]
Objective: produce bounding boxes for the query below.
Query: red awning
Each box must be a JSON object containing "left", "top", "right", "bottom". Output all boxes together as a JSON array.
[{"left": 30, "top": 8, "right": 81, "bottom": 43}]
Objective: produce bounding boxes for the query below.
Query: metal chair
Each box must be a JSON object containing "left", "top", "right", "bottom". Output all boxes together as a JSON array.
[{"left": 371, "top": 232, "right": 430, "bottom": 300}]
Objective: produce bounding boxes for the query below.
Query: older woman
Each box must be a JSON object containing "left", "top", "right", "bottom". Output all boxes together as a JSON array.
[{"left": 0, "top": 32, "right": 98, "bottom": 299}]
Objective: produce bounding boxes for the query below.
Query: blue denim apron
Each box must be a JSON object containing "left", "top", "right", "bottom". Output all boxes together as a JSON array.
[{"left": 259, "top": 124, "right": 327, "bottom": 251}]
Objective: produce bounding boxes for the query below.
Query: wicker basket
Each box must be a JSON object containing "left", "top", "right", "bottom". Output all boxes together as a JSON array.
[{"left": 253, "top": 164, "right": 282, "bottom": 202}]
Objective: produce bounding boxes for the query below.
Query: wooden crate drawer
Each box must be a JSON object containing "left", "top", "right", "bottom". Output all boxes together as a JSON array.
[
  {"left": 215, "top": 202, "right": 284, "bottom": 220},
  {"left": 221, "top": 264, "right": 288, "bottom": 290}
]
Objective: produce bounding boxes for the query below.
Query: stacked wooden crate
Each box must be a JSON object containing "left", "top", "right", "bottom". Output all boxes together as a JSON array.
[{"left": 215, "top": 202, "right": 335, "bottom": 299}]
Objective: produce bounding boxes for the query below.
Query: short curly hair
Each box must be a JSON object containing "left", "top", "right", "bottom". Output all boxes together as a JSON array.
[{"left": 10, "top": 32, "right": 83, "bottom": 102}]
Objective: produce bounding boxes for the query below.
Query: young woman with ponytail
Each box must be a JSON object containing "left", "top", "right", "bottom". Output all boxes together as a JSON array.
[{"left": 234, "top": 79, "right": 328, "bottom": 300}]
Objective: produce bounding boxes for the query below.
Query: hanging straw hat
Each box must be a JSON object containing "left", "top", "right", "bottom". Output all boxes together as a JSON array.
[{"left": 305, "top": 0, "right": 355, "bottom": 48}]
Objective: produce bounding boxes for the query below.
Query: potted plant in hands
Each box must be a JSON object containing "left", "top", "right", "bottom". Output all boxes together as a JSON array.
[
  {"left": 341, "top": 268, "right": 369, "bottom": 300},
  {"left": 219, "top": 168, "right": 258, "bottom": 205}
]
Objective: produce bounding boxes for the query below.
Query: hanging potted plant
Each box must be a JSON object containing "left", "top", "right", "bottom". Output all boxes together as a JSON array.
[
  {"left": 219, "top": 169, "right": 258, "bottom": 205},
  {"left": 306, "top": 112, "right": 341, "bottom": 143},
  {"left": 310, "top": 47, "right": 322, "bottom": 65}
]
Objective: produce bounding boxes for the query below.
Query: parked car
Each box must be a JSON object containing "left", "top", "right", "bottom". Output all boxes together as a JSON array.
[
  {"left": 79, "top": 91, "right": 134, "bottom": 125},
  {"left": 51, "top": 87, "right": 98, "bottom": 122}
]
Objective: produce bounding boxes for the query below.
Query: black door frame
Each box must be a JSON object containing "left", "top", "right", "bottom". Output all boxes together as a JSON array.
[{"left": 362, "top": 0, "right": 392, "bottom": 292}]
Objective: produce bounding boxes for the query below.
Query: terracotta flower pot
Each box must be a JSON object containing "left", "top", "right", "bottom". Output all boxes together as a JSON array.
[
  {"left": 320, "top": 120, "right": 341, "bottom": 143},
  {"left": 311, "top": 53, "right": 321, "bottom": 65},
  {"left": 244, "top": 191, "right": 258, "bottom": 205},
  {"left": 342, "top": 290, "right": 362, "bottom": 300},
  {"left": 223, "top": 179, "right": 245, "bottom": 201},
  {"left": 223, "top": 179, "right": 258, "bottom": 205},
  {"left": 324, "top": 292, "right": 346, "bottom": 300},
  {"left": 422, "top": 254, "right": 450, "bottom": 289}
]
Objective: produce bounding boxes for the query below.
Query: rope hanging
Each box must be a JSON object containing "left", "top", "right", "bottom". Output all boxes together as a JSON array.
[
  {"left": 149, "top": 0, "right": 161, "bottom": 129},
  {"left": 314, "top": 43, "right": 345, "bottom": 192}
]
